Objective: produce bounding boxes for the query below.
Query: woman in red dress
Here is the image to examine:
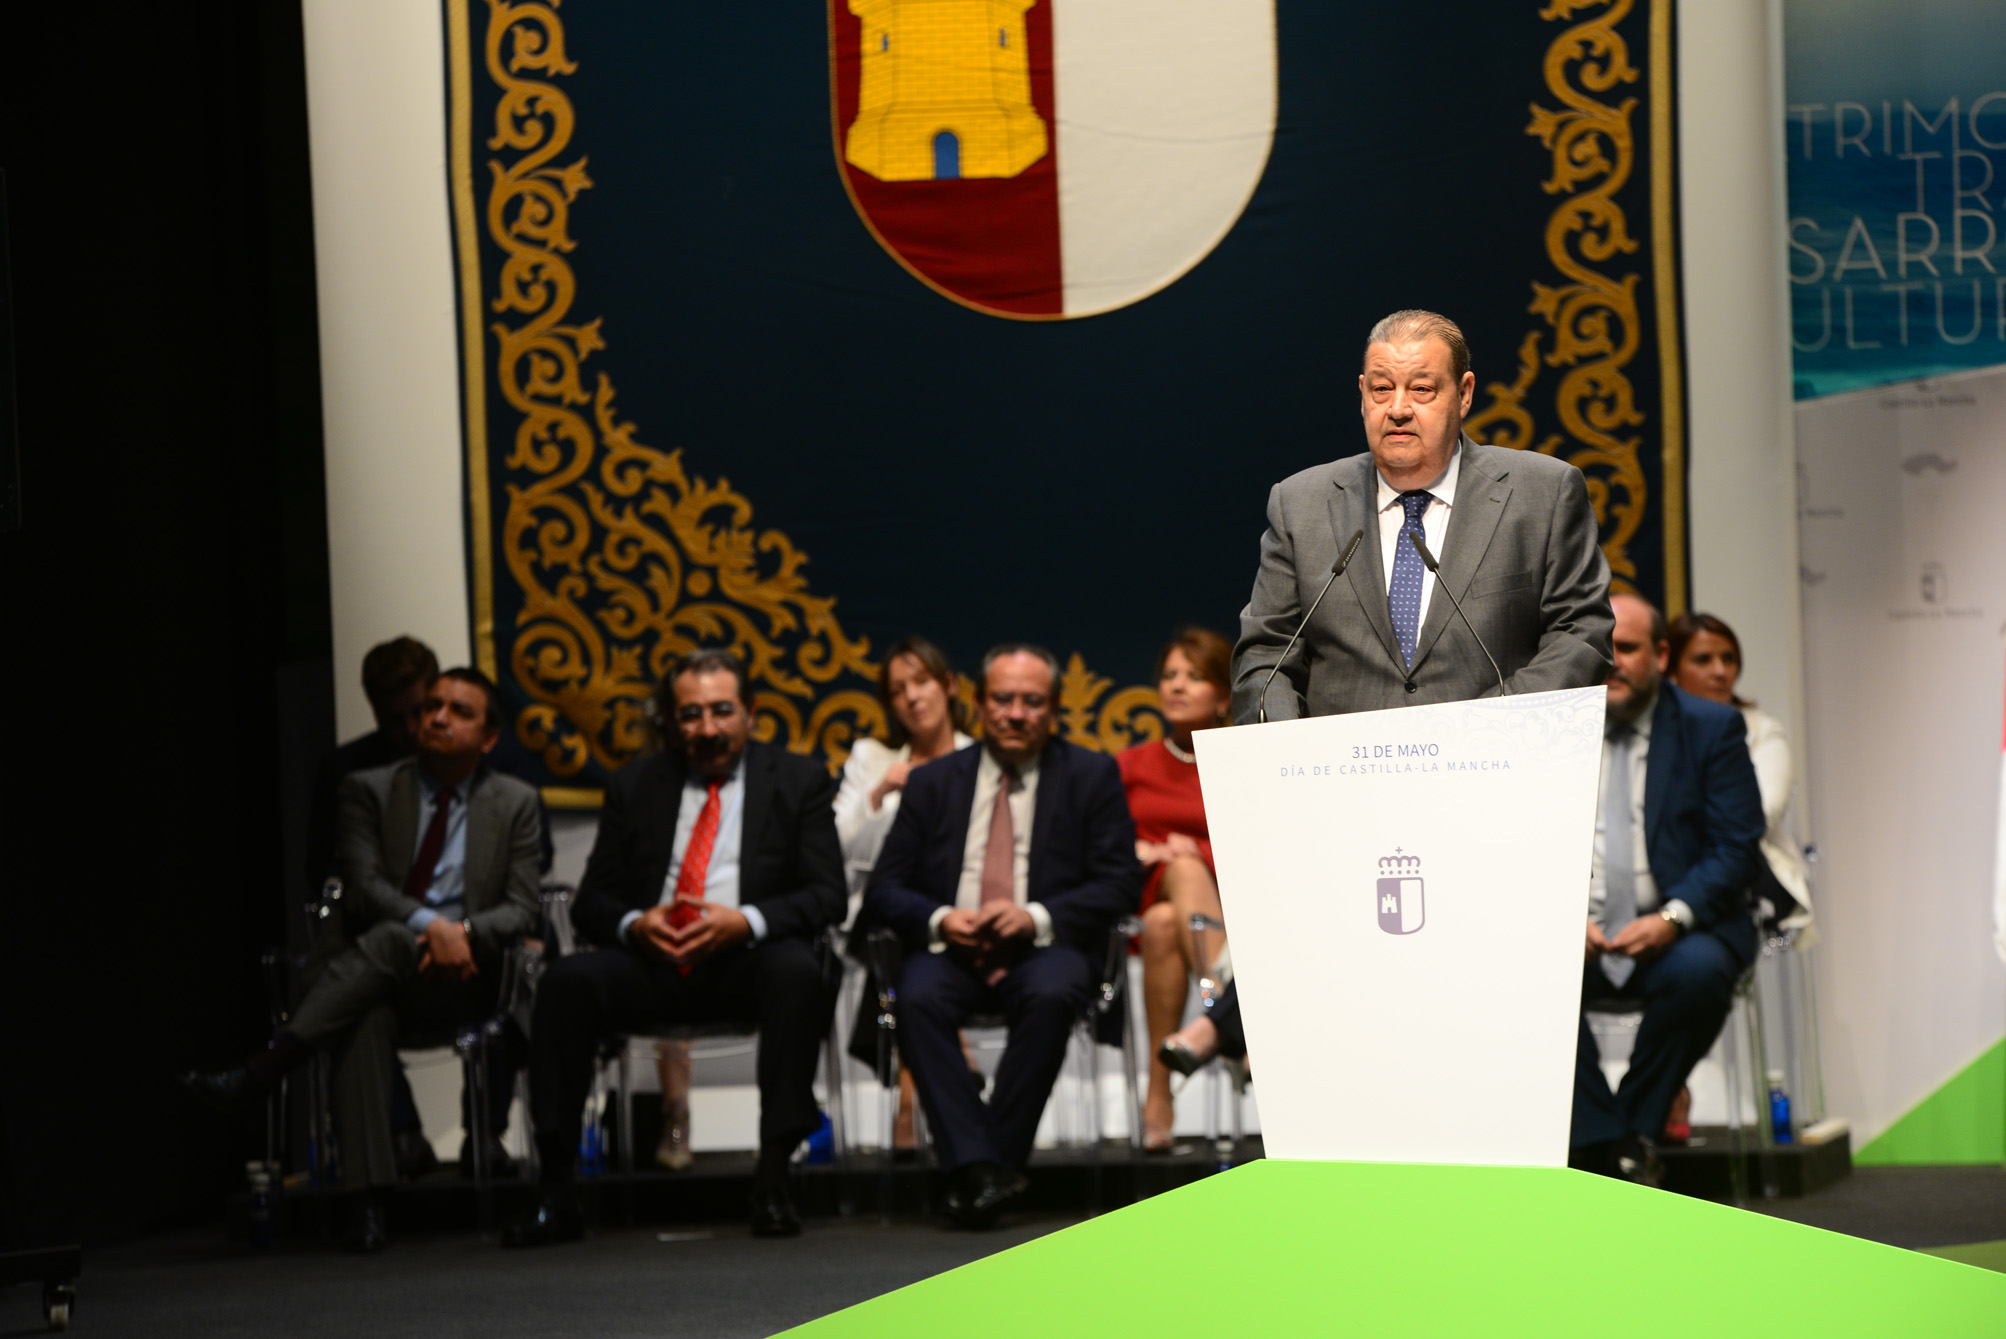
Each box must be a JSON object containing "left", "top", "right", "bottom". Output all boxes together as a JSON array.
[{"left": 1119, "top": 626, "right": 1233, "bottom": 1151}]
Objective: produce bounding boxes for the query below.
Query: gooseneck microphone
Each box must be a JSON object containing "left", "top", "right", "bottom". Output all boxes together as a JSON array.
[
  {"left": 1257, "top": 529, "right": 1365, "bottom": 724},
  {"left": 1406, "top": 530, "right": 1508, "bottom": 697}
]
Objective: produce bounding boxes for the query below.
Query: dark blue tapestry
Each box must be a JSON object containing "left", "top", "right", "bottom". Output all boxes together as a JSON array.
[{"left": 444, "top": 0, "right": 1687, "bottom": 801}]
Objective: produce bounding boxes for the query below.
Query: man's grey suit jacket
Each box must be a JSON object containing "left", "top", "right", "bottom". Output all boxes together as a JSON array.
[
  {"left": 1233, "top": 437, "right": 1614, "bottom": 721},
  {"left": 335, "top": 759, "right": 543, "bottom": 954}
]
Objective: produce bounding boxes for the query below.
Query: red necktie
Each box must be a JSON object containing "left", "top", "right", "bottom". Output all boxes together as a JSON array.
[
  {"left": 666, "top": 781, "right": 723, "bottom": 974},
  {"left": 403, "top": 788, "right": 455, "bottom": 901}
]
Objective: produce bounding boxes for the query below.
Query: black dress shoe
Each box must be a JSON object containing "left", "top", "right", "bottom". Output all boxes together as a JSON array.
[
  {"left": 457, "top": 1134, "right": 517, "bottom": 1180},
  {"left": 1569, "top": 1136, "right": 1662, "bottom": 1188},
  {"left": 177, "top": 1068, "right": 263, "bottom": 1125},
  {"left": 394, "top": 1130, "right": 441, "bottom": 1181},
  {"left": 348, "top": 1193, "right": 390, "bottom": 1254},
  {"left": 945, "top": 1162, "right": 1025, "bottom": 1230},
  {"left": 749, "top": 1186, "right": 802, "bottom": 1238},
  {"left": 501, "top": 1189, "right": 584, "bottom": 1248}
]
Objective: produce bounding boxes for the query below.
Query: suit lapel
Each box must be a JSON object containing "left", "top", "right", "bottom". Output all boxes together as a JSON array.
[
  {"left": 1643, "top": 687, "right": 1679, "bottom": 850},
  {"left": 1409, "top": 440, "right": 1511, "bottom": 673},
  {"left": 938, "top": 747, "right": 982, "bottom": 898},
  {"left": 462, "top": 769, "right": 498, "bottom": 911},
  {"left": 1027, "top": 739, "right": 1065, "bottom": 897},
  {"left": 739, "top": 742, "right": 774, "bottom": 900},
  {"left": 385, "top": 760, "right": 421, "bottom": 887},
  {"left": 1330, "top": 454, "right": 1405, "bottom": 676}
]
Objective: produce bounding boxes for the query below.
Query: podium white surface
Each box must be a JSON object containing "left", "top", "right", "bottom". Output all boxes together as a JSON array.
[{"left": 1194, "top": 686, "right": 1604, "bottom": 1167}]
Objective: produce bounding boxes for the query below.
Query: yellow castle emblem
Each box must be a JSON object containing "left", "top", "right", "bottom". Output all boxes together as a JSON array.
[{"left": 845, "top": 0, "right": 1049, "bottom": 182}]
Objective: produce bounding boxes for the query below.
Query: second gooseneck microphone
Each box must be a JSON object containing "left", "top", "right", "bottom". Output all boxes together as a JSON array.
[
  {"left": 1257, "top": 529, "right": 1365, "bottom": 725},
  {"left": 1406, "top": 530, "right": 1509, "bottom": 697}
]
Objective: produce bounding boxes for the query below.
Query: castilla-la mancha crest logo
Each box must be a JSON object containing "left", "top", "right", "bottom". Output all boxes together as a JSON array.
[
  {"left": 827, "top": 0, "right": 1276, "bottom": 319},
  {"left": 1377, "top": 848, "right": 1425, "bottom": 936}
]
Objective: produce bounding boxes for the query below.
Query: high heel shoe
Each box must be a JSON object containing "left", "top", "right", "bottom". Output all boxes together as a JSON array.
[
  {"left": 1158, "top": 1036, "right": 1215, "bottom": 1077},
  {"left": 655, "top": 1101, "right": 693, "bottom": 1172}
]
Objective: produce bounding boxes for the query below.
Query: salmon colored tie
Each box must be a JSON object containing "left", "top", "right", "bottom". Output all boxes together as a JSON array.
[{"left": 974, "top": 769, "right": 1016, "bottom": 985}]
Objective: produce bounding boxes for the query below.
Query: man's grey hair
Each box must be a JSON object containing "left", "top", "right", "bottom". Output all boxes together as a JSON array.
[
  {"left": 978, "top": 642, "right": 1062, "bottom": 697},
  {"left": 1363, "top": 310, "right": 1470, "bottom": 383}
]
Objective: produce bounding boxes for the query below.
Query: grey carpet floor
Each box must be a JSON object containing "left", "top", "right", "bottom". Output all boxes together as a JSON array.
[
  {"left": 11, "top": 1166, "right": 2002, "bottom": 1336},
  {"left": 0, "top": 1213, "right": 1081, "bottom": 1339}
]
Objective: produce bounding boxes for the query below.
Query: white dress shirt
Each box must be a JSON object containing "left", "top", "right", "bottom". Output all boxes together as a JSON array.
[
  {"left": 1375, "top": 442, "right": 1461, "bottom": 632},
  {"left": 1586, "top": 692, "right": 1694, "bottom": 930},
  {"left": 616, "top": 759, "right": 767, "bottom": 944},
  {"left": 926, "top": 746, "right": 1056, "bottom": 950}
]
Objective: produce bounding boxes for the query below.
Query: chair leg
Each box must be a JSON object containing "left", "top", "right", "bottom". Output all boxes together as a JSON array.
[
  {"left": 1721, "top": 996, "right": 1748, "bottom": 1204},
  {"left": 1084, "top": 1018, "right": 1104, "bottom": 1216},
  {"left": 616, "top": 1042, "right": 635, "bottom": 1179},
  {"left": 1744, "top": 976, "right": 1780, "bottom": 1199},
  {"left": 1120, "top": 974, "right": 1143, "bottom": 1154},
  {"left": 459, "top": 1027, "right": 492, "bottom": 1231}
]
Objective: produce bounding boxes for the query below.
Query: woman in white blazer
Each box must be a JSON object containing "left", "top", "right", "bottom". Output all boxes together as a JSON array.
[
  {"left": 834, "top": 636, "right": 975, "bottom": 1151},
  {"left": 834, "top": 635, "right": 975, "bottom": 914},
  {"left": 1659, "top": 610, "right": 1813, "bottom": 1145}
]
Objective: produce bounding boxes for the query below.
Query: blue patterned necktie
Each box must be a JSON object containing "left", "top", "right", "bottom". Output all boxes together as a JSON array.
[{"left": 1387, "top": 490, "right": 1434, "bottom": 668}]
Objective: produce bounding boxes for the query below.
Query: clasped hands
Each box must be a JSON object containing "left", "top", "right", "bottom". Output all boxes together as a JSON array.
[
  {"left": 632, "top": 897, "right": 752, "bottom": 968},
  {"left": 1135, "top": 832, "right": 1201, "bottom": 866},
  {"left": 1584, "top": 914, "right": 1677, "bottom": 964},
  {"left": 938, "top": 902, "right": 1036, "bottom": 953},
  {"left": 416, "top": 917, "right": 478, "bottom": 982}
]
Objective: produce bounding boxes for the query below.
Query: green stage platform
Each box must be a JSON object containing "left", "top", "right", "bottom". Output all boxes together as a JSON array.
[{"left": 784, "top": 1160, "right": 2006, "bottom": 1336}]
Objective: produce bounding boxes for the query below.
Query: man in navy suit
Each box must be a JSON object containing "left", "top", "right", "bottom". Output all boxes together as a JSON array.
[
  {"left": 1572, "top": 594, "right": 1764, "bottom": 1182},
  {"left": 862, "top": 643, "right": 1142, "bottom": 1227}
]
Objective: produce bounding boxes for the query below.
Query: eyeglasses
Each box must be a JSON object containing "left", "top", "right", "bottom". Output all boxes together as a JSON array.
[{"left": 675, "top": 701, "right": 741, "bottom": 724}]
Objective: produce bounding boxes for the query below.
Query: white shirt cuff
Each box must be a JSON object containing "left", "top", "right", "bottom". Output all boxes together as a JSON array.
[
  {"left": 617, "top": 909, "right": 643, "bottom": 944},
  {"left": 1027, "top": 902, "right": 1055, "bottom": 947},
  {"left": 408, "top": 908, "right": 440, "bottom": 932},
  {"left": 1661, "top": 899, "right": 1695, "bottom": 932},
  {"left": 926, "top": 905, "right": 951, "bottom": 953},
  {"left": 741, "top": 904, "right": 768, "bottom": 942}
]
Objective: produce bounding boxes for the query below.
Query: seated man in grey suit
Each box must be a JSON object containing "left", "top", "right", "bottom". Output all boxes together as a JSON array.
[{"left": 182, "top": 668, "right": 543, "bottom": 1251}]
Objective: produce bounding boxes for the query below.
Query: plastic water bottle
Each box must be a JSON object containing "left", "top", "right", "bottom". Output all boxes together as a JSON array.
[
  {"left": 579, "top": 1121, "right": 605, "bottom": 1177},
  {"left": 246, "top": 1160, "right": 278, "bottom": 1250},
  {"left": 1767, "top": 1069, "right": 1793, "bottom": 1144},
  {"left": 803, "top": 1111, "right": 834, "bottom": 1164}
]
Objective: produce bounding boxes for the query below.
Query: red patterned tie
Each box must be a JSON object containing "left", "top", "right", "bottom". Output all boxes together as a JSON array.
[
  {"left": 667, "top": 780, "right": 723, "bottom": 973},
  {"left": 403, "top": 788, "right": 455, "bottom": 901}
]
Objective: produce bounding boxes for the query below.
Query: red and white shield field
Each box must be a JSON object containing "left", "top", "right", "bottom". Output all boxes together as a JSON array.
[{"left": 828, "top": 0, "right": 1276, "bottom": 319}]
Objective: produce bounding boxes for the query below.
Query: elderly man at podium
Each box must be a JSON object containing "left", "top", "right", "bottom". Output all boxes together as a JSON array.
[{"left": 1232, "top": 309, "right": 1612, "bottom": 720}]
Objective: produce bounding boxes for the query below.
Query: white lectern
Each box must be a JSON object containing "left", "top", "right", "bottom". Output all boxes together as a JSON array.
[{"left": 1193, "top": 686, "right": 1605, "bottom": 1167}]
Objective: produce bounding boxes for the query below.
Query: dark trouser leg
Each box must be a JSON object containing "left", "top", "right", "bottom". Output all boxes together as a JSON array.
[
  {"left": 391, "top": 1067, "right": 424, "bottom": 1134},
  {"left": 989, "top": 945, "right": 1094, "bottom": 1171},
  {"left": 730, "top": 938, "right": 832, "bottom": 1157},
  {"left": 1619, "top": 930, "right": 1742, "bottom": 1139},
  {"left": 288, "top": 920, "right": 420, "bottom": 1048},
  {"left": 1569, "top": 1009, "right": 1630, "bottom": 1149},
  {"left": 527, "top": 948, "right": 665, "bottom": 1182},
  {"left": 329, "top": 1004, "right": 401, "bottom": 1189},
  {"left": 895, "top": 951, "right": 994, "bottom": 1172}
]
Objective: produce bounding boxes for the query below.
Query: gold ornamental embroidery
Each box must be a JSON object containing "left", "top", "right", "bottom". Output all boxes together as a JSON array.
[
  {"left": 450, "top": 0, "right": 1156, "bottom": 802},
  {"left": 1464, "top": 0, "right": 1685, "bottom": 610}
]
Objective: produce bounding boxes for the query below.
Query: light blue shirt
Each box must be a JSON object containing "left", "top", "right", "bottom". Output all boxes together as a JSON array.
[
  {"left": 617, "top": 759, "right": 767, "bottom": 945},
  {"left": 406, "top": 772, "right": 474, "bottom": 932}
]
